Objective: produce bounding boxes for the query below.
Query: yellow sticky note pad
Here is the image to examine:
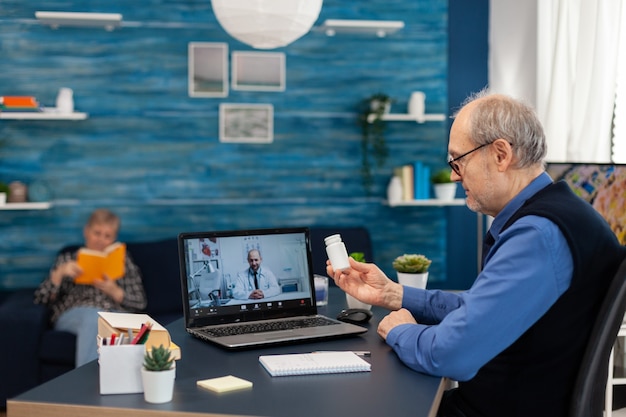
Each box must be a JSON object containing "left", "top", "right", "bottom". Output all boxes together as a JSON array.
[{"left": 197, "top": 375, "right": 253, "bottom": 393}]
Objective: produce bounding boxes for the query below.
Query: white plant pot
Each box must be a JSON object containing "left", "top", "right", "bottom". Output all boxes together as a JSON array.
[
  {"left": 141, "top": 367, "right": 175, "bottom": 404},
  {"left": 397, "top": 271, "right": 429, "bottom": 289},
  {"left": 346, "top": 293, "right": 371, "bottom": 310},
  {"left": 433, "top": 183, "right": 457, "bottom": 201},
  {"left": 0, "top": 193, "right": 6, "bottom": 205}
]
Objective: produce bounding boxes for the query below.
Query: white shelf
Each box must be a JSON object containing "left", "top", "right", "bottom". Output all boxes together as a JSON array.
[
  {"left": 367, "top": 113, "right": 446, "bottom": 124},
  {"left": 0, "top": 202, "right": 52, "bottom": 210},
  {"left": 387, "top": 199, "right": 466, "bottom": 207},
  {"left": 35, "top": 11, "right": 122, "bottom": 31},
  {"left": 0, "top": 108, "right": 88, "bottom": 120},
  {"left": 319, "top": 19, "right": 404, "bottom": 37}
]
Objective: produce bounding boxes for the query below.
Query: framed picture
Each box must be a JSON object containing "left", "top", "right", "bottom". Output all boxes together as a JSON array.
[
  {"left": 219, "top": 104, "right": 274, "bottom": 144},
  {"left": 232, "top": 51, "right": 286, "bottom": 91},
  {"left": 188, "top": 42, "right": 228, "bottom": 97}
]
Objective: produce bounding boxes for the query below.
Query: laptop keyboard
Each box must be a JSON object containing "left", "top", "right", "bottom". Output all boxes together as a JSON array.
[{"left": 197, "top": 316, "right": 339, "bottom": 338}]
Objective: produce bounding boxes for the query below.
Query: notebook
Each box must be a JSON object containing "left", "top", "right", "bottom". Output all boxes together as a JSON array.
[
  {"left": 259, "top": 351, "right": 371, "bottom": 376},
  {"left": 177, "top": 227, "right": 367, "bottom": 349}
]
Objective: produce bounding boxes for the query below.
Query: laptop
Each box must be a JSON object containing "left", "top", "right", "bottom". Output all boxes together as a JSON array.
[{"left": 177, "top": 227, "right": 367, "bottom": 349}]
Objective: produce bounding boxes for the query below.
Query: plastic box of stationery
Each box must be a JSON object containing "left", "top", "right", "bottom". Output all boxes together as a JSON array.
[{"left": 97, "top": 312, "right": 180, "bottom": 395}]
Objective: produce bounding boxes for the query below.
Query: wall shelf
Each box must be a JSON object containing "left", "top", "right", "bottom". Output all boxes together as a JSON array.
[
  {"left": 35, "top": 11, "right": 122, "bottom": 31},
  {"left": 367, "top": 113, "right": 446, "bottom": 123},
  {"left": 318, "top": 19, "right": 404, "bottom": 37},
  {"left": 387, "top": 199, "right": 466, "bottom": 207},
  {"left": 0, "top": 108, "right": 88, "bottom": 120},
  {"left": 0, "top": 202, "right": 52, "bottom": 210}
]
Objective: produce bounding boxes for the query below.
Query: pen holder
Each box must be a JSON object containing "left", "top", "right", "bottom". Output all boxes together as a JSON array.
[{"left": 98, "top": 344, "right": 146, "bottom": 394}]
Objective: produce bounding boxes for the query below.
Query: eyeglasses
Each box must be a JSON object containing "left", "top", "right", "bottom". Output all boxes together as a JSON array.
[{"left": 447, "top": 143, "right": 490, "bottom": 176}]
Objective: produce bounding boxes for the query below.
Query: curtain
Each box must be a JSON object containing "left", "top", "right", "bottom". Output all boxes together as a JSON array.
[
  {"left": 490, "top": 0, "right": 625, "bottom": 163},
  {"left": 537, "top": 0, "right": 624, "bottom": 162}
]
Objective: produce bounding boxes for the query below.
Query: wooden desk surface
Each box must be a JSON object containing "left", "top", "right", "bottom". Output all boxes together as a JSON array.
[{"left": 8, "top": 287, "right": 445, "bottom": 417}]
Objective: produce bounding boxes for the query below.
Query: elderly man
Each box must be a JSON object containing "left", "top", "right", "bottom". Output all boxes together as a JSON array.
[{"left": 328, "top": 91, "right": 626, "bottom": 417}]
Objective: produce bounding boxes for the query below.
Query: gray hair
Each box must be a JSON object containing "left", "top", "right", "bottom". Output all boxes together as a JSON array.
[{"left": 459, "top": 90, "right": 547, "bottom": 168}]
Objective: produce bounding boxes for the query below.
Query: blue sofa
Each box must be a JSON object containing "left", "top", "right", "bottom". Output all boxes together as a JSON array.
[
  {"left": 0, "top": 237, "right": 183, "bottom": 408},
  {"left": 0, "top": 226, "right": 373, "bottom": 408}
]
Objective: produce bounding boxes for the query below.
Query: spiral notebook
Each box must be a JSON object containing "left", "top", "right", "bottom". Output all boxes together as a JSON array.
[{"left": 259, "top": 351, "right": 371, "bottom": 377}]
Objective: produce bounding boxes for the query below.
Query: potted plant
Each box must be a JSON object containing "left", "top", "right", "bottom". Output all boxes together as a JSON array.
[
  {"left": 358, "top": 93, "right": 393, "bottom": 193},
  {"left": 141, "top": 344, "right": 176, "bottom": 404},
  {"left": 431, "top": 168, "right": 457, "bottom": 200},
  {"left": 349, "top": 252, "right": 366, "bottom": 263},
  {"left": 346, "top": 252, "right": 371, "bottom": 310},
  {"left": 392, "top": 254, "right": 432, "bottom": 289}
]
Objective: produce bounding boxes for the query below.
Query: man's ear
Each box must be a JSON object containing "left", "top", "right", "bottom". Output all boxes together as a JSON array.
[{"left": 492, "top": 138, "right": 513, "bottom": 170}]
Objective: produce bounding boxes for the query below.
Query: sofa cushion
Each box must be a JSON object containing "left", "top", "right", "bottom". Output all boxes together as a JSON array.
[
  {"left": 126, "top": 238, "right": 182, "bottom": 321},
  {"left": 38, "top": 329, "right": 76, "bottom": 364}
]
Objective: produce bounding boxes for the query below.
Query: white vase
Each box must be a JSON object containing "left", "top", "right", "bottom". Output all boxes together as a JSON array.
[
  {"left": 346, "top": 293, "right": 371, "bottom": 310},
  {"left": 433, "top": 183, "right": 457, "bottom": 201},
  {"left": 141, "top": 367, "right": 176, "bottom": 404},
  {"left": 387, "top": 176, "right": 402, "bottom": 204},
  {"left": 0, "top": 192, "right": 5, "bottom": 205},
  {"left": 397, "top": 271, "right": 429, "bottom": 289}
]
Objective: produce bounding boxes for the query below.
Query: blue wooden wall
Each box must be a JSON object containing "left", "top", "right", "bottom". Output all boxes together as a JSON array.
[{"left": 0, "top": 0, "right": 479, "bottom": 290}]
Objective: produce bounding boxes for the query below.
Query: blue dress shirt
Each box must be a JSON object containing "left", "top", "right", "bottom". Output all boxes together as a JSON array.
[{"left": 386, "top": 172, "right": 574, "bottom": 381}]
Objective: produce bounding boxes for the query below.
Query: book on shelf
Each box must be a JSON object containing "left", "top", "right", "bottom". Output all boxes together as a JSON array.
[
  {"left": 97, "top": 311, "right": 181, "bottom": 360},
  {"left": 396, "top": 161, "right": 432, "bottom": 201},
  {"left": 400, "top": 164, "right": 414, "bottom": 201},
  {"left": 413, "top": 161, "right": 431, "bottom": 200},
  {"left": 0, "top": 95, "right": 41, "bottom": 111},
  {"left": 75, "top": 242, "right": 126, "bottom": 285},
  {"left": 259, "top": 351, "right": 371, "bottom": 377}
]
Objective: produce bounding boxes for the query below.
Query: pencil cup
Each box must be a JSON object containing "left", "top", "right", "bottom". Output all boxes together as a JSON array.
[{"left": 98, "top": 344, "right": 146, "bottom": 394}]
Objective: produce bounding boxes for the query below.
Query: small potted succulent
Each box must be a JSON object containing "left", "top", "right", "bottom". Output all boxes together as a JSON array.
[
  {"left": 392, "top": 254, "right": 432, "bottom": 289},
  {"left": 431, "top": 168, "right": 457, "bottom": 200},
  {"left": 349, "top": 252, "right": 366, "bottom": 263},
  {"left": 346, "top": 252, "right": 371, "bottom": 310},
  {"left": 141, "top": 344, "right": 176, "bottom": 404}
]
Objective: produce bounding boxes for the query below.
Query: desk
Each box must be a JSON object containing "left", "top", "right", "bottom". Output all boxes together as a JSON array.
[{"left": 7, "top": 287, "right": 445, "bottom": 417}]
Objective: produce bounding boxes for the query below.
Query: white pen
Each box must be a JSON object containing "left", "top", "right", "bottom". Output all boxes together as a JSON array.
[{"left": 312, "top": 350, "right": 371, "bottom": 357}]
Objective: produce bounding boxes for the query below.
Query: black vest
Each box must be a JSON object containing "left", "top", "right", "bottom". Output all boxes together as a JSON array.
[{"left": 456, "top": 181, "right": 626, "bottom": 417}]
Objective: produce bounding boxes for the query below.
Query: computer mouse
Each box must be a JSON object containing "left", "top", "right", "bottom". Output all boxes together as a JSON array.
[{"left": 336, "top": 308, "right": 373, "bottom": 325}]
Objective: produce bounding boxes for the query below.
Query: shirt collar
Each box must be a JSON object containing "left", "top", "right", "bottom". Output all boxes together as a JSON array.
[{"left": 489, "top": 171, "right": 553, "bottom": 238}]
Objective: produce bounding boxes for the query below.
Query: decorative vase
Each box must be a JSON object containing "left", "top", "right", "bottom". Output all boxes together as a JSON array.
[
  {"left": 141, "top": 367, "right": 176, "bottom": 404},
  {"left": 397, "top": 271, "right": 429, "bottom": 289},
  {"left": 433, "top": 183, "right": 457, "bottom": 201},
  {"left": 387, "top": 176, "right": 402, "bottom": 204},
  {"left": 346, "top": 293, "right": 371, "bottom": 310}
]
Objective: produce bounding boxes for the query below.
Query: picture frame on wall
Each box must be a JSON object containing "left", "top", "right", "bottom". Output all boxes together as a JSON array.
[
  {"left": 232, "top": 51, "right": 286, "bottom": 92},
  {"left": 188, "top": 42, "right": 228, "bottom": 97},
  {"left": 219, "top": 104, "right": 274, "bottom": 144}
]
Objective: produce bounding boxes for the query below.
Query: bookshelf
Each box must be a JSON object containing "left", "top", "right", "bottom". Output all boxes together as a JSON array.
[
  {"left": 0, "top": 202, "right": 52, "bottom": 210},
  {"left": 0, "top": 109, "right": 87, "bottom": 120}
]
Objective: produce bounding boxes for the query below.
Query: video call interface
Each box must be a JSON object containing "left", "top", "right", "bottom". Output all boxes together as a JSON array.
[{"left": 182, "top": 231, "right": 314, "bottom": 320}]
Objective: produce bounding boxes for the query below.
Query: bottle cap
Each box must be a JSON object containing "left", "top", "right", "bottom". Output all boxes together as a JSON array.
[{"left": 324, "top": 234, "right": 341, "bottom": 246}]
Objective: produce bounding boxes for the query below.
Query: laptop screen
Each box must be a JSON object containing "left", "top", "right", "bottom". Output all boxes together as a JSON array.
[{"left": 178, "top": 227, "right": 318, "bottom": 328}]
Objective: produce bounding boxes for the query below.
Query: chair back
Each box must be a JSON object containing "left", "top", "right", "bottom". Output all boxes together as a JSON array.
[{"left": 570, "top": 258, "right": 626, "bottom": 417}]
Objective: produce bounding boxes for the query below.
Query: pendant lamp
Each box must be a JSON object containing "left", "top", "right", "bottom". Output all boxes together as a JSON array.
[{"left": 211, "top": 0, "right": 323, "bottom": 49}]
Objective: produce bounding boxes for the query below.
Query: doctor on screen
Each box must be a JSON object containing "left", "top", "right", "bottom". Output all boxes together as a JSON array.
[{"left": 232, "top": 249, "right": 281, "bottom": 299}]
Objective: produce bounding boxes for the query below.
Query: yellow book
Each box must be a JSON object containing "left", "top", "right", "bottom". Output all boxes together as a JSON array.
[{"left": 75, "top": 242, "right": 126, "bottom": 284}]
